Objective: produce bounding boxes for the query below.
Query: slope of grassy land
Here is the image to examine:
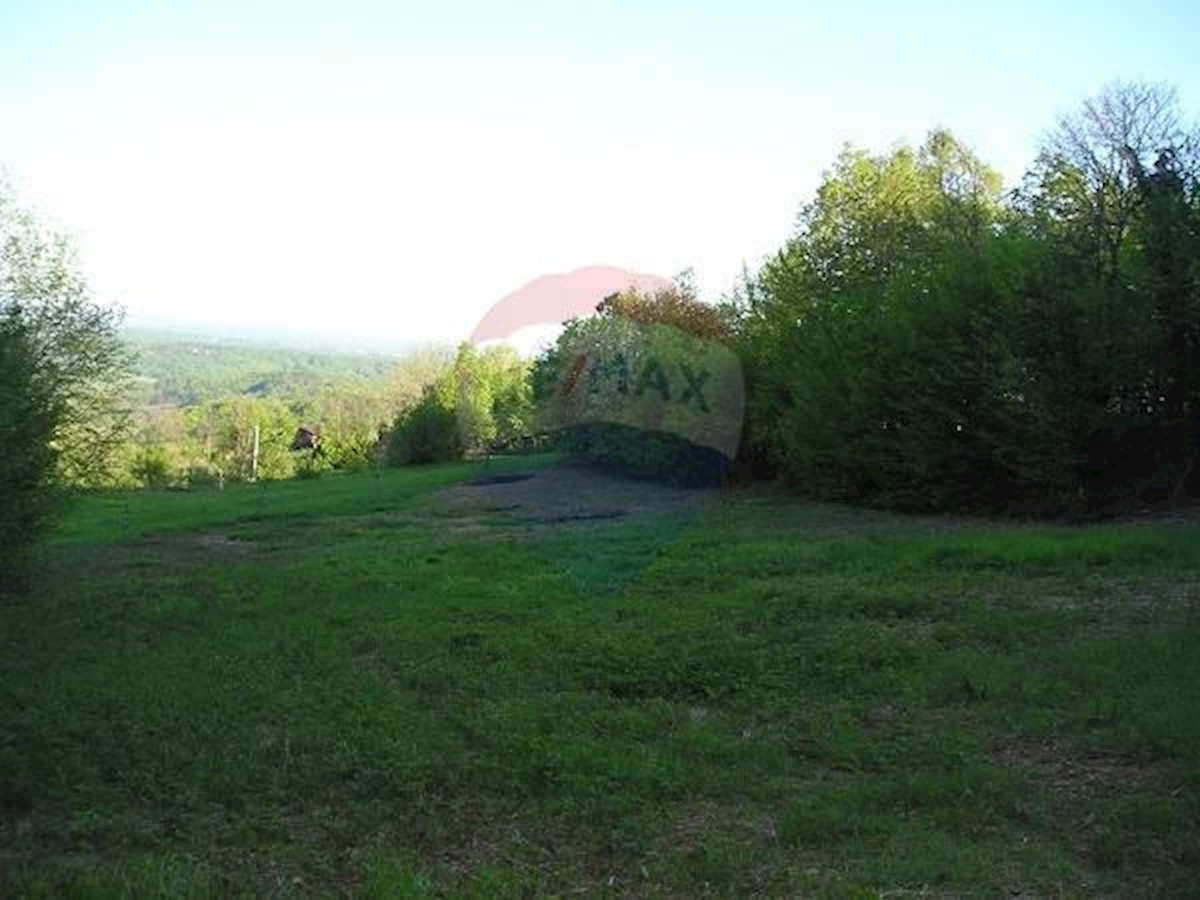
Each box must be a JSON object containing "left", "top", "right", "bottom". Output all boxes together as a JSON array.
[{"left": 2, "top": 460, "right": 1198, "bottom": 897}]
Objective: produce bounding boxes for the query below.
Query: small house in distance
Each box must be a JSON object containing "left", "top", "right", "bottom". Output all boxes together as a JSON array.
[{"left": 290, "top": 426, "right": 320, "bottom": 452}]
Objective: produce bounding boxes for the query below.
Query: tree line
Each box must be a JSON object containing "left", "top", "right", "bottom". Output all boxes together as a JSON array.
[
  {"left": 118, "top": 345, "right": 457, "bottom": 487},
  {"left": 736, "top": 82, "right": 1199, "bottom": 514},
  {"left": 125, "top": 331, "right": 399, "bottom": 407},
  {"left": 391, "top": 82, "right": 1200, "bottom": 514}
]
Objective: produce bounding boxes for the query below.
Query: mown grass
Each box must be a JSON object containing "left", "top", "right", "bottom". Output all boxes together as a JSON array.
[{"left": 2, "top": 459, "right": 1198, "bottom": 897}]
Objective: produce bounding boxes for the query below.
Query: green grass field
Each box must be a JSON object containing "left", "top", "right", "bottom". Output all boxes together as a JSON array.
[{"left": 2, "top": 458, "right": 1199, "bottom": 897}]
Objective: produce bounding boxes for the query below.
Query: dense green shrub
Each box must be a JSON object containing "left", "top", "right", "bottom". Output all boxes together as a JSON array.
[
  {"left": 383, "top": 387, "right": 463, "bottom": 465},
  {"left": 129, "top": 445, "right": 179, "bottom": 489},
  {"left": 1, "top": 180, "right": 132, "bottom": 488},
  {"left": 183, "top": 397, "right": 298, "bottom": 482},
  {"left": 558, "top": 422, "right": 729, "bottom": 486},
  {"left": 0, "top": 315, "right": 61, "bottom": 578},
  {"left": 381, "top": 343, "right": 533, "bottom": 466},
  {"left": 737, "top": 85, "right": 1200, "bottom": 515},
  {"left": 293, "top": 451, "right": 333, "bottom": 479},
  {"left": 532, "top": 280, "right": 743, "bottom": 485}
]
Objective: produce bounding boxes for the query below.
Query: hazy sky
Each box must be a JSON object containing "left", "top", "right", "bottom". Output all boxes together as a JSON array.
[{"left": 2, "top": 0, "right": 1198, "bottom": 347}]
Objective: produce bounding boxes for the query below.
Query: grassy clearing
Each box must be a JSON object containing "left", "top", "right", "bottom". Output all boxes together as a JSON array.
[{"left": 2, "top": 460, "right": 1198, "bottom": 897}]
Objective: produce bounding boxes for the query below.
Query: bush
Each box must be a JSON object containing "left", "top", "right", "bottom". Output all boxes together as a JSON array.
[
  {"left": 560, "top": 422, "right": 729, "bottom": 486},
  {"left": 318, "top": 433, "right": 376, "bottom": 471},
  {"left": 381, "top": 344, "right": 534, "bottom": 466},
  {"left": 0, "top": 316, "right": 61, "bottom": 580},
  {"left": 129, "top": 445, "right": 179, "bottom": 489},
  {"left": 446, "top": 343, "right": 533, "bottom": 454},
  {"left": 1, "top": 180, "right": 132, "bottom": 487},
  {"left": 532, "top": 279, "right": 742, "bottom": 485},
  {"left": 183, "top": 398, "right": 297, "bottom": 482},
  {"left": 294, "top": 451, "right": 333, "bottom": 479},
  {"left": 383, "top": 388, "right": 463, "bottom": 465}
]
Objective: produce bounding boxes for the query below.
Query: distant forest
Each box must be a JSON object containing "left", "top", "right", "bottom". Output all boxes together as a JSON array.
[
  {"left": 112, "top": 331, "right": 462, "bottom": 487},
  {"left": 125, "top": 330, "right": 400, "bottom": 407}
]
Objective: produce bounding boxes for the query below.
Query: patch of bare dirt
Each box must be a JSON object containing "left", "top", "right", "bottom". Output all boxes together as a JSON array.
[
  {"left": 439, "top": 464, "right": 717, "bottom": 533},
  {"left": 992, "top": 738, "right": 1153, "bottom": 797},
  {"left": 187, "top": 533, "right": 254, "bottom": 554},
  {"left": 47, "top": 532, "right": 257, "bottom": 583}
]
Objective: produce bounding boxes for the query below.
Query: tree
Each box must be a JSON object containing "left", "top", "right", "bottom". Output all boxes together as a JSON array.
[
  {"left": 0, "top": 313, "right": 61, "bottom": 578},
  {"left": 450, "top": 343, "right": 498, "bottom": 452},
  {"left": 1131, "top": 147, "right": 1200, "bottom": 500},
  {"left": 1013, "top": 83, "right": 1200, "bottom": 506},
  {"left": 382, "top": 386, "right": 463, "bottom": 465},
  {"left": 184, "top": 397, "right": 298, "bottom": 483},
  {"left": 738, "top": 130, "right": 1033, "bottom": 508},
  {"left": 1028, "top": 82, "right": 1191, "bottom": 286},
  {"left": 381, "top": 345, "right": 453, "bottom": 412},
  {"left": 380, "top": 343, "right": 532, "bottom": 466},
  {"left": 0, "top": 177, "right": 132, "bottom": 486},
  {"left": 737, "top": 86, "right": 1200, "bottom": 513}
]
